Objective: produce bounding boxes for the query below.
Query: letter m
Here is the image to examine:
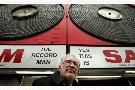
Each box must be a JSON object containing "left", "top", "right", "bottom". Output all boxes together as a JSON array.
[{"left": 0, "top": 49, "right": 24, "bottom": 63}]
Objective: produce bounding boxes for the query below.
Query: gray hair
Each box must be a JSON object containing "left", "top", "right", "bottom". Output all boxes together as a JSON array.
[{"left": 60, "top": 54, "right": 80, "bottom": 66}]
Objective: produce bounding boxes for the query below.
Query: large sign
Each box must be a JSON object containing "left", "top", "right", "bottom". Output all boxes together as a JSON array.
[
  {"left": 0, "top": 45, "right": 66, "bottom": 68},
  {"left": 70, "top": 46, "right": 135, "bottom": 68}
]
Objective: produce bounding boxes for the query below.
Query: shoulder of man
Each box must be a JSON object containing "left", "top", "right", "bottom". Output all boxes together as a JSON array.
[{"left": 72, "top": 79, "right": 80, "bottom": 86}]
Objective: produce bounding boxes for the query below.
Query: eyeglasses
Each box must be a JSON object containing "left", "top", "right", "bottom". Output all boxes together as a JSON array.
[{"left": 63, "top": 60, "right": 80, "bottom": 68}]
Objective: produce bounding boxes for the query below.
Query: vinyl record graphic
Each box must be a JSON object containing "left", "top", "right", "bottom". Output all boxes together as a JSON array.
[
  {"left": 69, "top": 4, "right": 135, "bottom": 44},
  {"left": 0, "top": 4, "right": 64, "bottom": 40}
]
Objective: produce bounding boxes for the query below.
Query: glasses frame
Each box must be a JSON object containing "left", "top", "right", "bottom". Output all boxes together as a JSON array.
[{"left": 62, "top": 60, "right": 80, "bottom": 68}]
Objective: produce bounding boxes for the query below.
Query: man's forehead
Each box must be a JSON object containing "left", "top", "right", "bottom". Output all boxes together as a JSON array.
[{"left": 64, "top": 55, "right": 77, "bottom": 61}]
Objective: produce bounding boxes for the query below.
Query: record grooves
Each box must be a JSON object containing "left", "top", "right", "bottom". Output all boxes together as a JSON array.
[
  {"left": 69, "top": 4, "right": 135, "bottom": 44},
  {"left": 0, "top": 4, "right": 64, "bottom": 40}
]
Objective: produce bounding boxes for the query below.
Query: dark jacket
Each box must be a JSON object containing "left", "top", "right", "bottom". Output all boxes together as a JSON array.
[{"left": 32, "top": 71, "right": 79, "bottom": 86}]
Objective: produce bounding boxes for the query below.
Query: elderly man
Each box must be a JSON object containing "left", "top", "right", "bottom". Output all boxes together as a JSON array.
[{"left": 32, "top": 54, "right": 80, "bottom": 86}]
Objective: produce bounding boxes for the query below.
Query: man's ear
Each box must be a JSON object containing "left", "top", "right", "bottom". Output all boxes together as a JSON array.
[
  {"left": 59, "top": 65, "right": 61, "bottom": 69},
  {"left": 77, "top": 69, "right": 80, "bottom": 75},
  {"left": 59, "top": 65, "right": 61, "bottom": 71}
]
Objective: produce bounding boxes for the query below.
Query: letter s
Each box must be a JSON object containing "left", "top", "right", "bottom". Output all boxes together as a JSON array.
[{"left": 103, "top": 50, "right": 122, "bottom": 63}]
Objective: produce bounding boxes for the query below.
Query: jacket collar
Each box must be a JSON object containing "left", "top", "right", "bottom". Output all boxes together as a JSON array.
[
  {"left": 51, "top": 71, "right": 79, "bottom": 86},
  {"left": 51, "top": 71, "right": 64, "bottom": 85}
]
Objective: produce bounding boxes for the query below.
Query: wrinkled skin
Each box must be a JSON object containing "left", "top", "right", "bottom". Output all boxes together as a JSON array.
[{"left": 59, "top": 55, "right": 80, "bottom": 85}]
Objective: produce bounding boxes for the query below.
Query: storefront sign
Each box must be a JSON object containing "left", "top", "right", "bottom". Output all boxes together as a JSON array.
[
  {"left": 0, "top": 45, "right": 66, "bottom": 68},
  {"left": 70, "top": 46, "right": 135, "bottom": 68}
]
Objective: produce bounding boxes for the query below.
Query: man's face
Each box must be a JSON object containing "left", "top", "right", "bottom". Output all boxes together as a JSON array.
[{"left": 59, "top": 55, "right": 80, "bottom": 79}]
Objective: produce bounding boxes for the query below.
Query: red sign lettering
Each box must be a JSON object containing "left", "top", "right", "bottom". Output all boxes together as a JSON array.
[
  {"left": 125, "top": 50, "right": 135, "bottom": 63},
  {"left": 0, "top": 49, "right": 24, "bottom": 63},
  {"left": 103, "top": 50, "right": 122, "bottom": 63}
]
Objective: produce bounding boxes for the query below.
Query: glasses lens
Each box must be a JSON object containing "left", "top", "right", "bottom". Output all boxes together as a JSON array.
[{"left": 64, "top": 60, "right": 80, "bottom": 67}]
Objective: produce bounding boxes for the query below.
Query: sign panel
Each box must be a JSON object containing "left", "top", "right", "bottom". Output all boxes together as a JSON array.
[
  {"left": 70, "top": 46, "right": 135, "bottom": 68},
  {"left": 0, "top": 45, "right": 66, "bottom": 68}
]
